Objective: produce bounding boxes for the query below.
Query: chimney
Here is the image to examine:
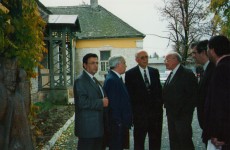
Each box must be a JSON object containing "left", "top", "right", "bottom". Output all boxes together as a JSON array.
[{"left": 90, "top": 0, "right": 98, "bottom": 8}]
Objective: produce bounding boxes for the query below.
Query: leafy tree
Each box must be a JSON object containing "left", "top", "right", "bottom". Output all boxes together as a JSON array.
[
  {"left": 159, "top": 0, "right": 210, "bottom": 64},
  {"left": 0, "top": 0, "right": 47, "bottom": 78},
  {"left": 208, "top": 0, "right": 230, "bottom": 38}
]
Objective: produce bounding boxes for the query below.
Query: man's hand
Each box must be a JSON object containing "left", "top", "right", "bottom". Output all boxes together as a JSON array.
[
  {"left": 103, "top": 97, "right": 109, "bottom": 107},
  {"left": 211, "top": 137, "right": 225, "bottom": 148}
]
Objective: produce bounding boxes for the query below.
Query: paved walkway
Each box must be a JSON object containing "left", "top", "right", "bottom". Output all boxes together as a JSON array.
[{"left": 51, "top": 109, "right": 206, "bottom": 150}]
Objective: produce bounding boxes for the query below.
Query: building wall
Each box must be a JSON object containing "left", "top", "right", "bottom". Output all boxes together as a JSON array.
[
  {"left": 75, "top": 38, "right": 144, "bottom": 81},
  {"left": 76, "top": 38, "right": 143, "bottom": 48},
  {"left": 148, "top": 57, "right": 166, "bottom": 73}
]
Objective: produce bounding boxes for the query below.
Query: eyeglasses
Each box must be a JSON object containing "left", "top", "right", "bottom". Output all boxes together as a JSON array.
[
  {"left": 87, "top": 62, "right": 98, "bottom": 65},
  {"left": 164, "top": 58, "right": 176, "bottom": 63},
  {"left": 139, "top": 56, "right": 148, "bottom": 60}
]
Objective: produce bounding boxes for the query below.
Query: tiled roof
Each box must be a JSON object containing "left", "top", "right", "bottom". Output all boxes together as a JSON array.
[{"left": 47, "top": 5, "right": 145, "bottom": 39}]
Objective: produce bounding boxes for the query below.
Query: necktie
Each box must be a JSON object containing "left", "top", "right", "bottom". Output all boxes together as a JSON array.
[
  {"left": 199, "top": 68, "right": 204, "bottom": 82},
  {"left": 144, "top": 69, "right": 150, "bottom": 88},
  {"left": 93, "top": 77, "right": 103, "bottom": 97},
  {"left": 93, "top": 77, "right": 102, "bottom": 86},
  {"left": 164, "top": 71, "right": 173, "bottom": 87}
]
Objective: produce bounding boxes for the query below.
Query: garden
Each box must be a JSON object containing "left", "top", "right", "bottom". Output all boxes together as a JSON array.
[{"left": 31, "top": 101, "right": 75, "bottom": 149}]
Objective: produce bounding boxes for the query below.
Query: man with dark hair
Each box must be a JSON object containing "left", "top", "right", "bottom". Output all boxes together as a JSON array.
[
  {"left": 204, "top": 35, "right": 230, "bottom": 150},
  {"left": 191, "top": 40, "right": 215, "bottom": 146},
  {"left": 74, "top": 53, "right": 109, "bottom": 150},
  {"left": 190, "top": 42, "right": 198, "bottom": 50}
]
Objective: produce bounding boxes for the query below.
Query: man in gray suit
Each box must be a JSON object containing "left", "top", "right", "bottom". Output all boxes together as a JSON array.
[
  {"left": 74, "top": 53, "right": 109, "bottom": 150},
  {"left": 163, "top": 52, "right": 198, "bottom": 150}
]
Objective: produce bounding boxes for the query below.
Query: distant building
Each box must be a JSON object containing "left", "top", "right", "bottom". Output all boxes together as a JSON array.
[
  {"left": 148, "top": 57, "right": 166, "bottom": 73},
  {"left": 33, "top": 0, "right": 145, "bottom": 102},
  {"left": 47, "top": 2, "right": 145, "bottom": 81}
]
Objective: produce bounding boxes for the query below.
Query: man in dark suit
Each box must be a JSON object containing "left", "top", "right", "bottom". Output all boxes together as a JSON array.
[
  {"left": 162, "top": 52, "right": 198, "bottom": 150},
  {"left": 125, "top": 50, "right": 163, "bottom": 150},
  {"left": 73, "top": 53, "right": 109, "bottom": 150},
  {"left": 191, "top": 40, "right": 215, "bottom": 145},
  {"left": 204, "top": 35, "right": 230, "bottom": 150},
  {"left": 103, "top": 55, "right": 132, "bottom": 150}
]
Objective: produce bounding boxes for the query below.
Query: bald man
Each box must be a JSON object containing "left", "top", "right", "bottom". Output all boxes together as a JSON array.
[
  {"left": 125, "top": 50, "right": 163, "bottom": 150},
  {"left": 163, "top": 52, "right": 198, "bottom": 150}
]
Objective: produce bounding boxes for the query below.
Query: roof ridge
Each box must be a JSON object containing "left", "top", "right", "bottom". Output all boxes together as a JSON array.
[
  {"left": 44, "top": 5, "right": 145, "bottom": 39},
  {"left": 98, "top": 5, "right": 145, "bottom": 37},
  {"left": 47, "top": 5, "right": 90, "bottom": 8}
]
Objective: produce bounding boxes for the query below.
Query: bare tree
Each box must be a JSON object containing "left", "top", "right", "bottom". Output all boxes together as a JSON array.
[{"left": 160, "top": 0, "right": 210, "bottom": 64}]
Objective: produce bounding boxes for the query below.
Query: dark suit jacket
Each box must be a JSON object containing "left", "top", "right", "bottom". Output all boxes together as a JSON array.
[
  {"left": 197, "top": 62, "right": 215, "bottom": 129},
  {"left": 163, "top": 65, "right": 198, "bottom": 119},
  {"left": 125, "top": 66, "right": 163, "bottom": 128},
  {"left": 204, "top": 56, "right": 230, "bottom": 145},
  {"left": 103, "top": 70, "right": 132, "bottom": 128},
  {"left": 73, "top": 70, "right": 104, "bottom": 138}
]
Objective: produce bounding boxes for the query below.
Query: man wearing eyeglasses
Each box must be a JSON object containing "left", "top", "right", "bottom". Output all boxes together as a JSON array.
[
  {"left": 125, "top": 50, "right": 163, "bottom": 150},
  {"left": 73, "top": 53, "right": 109, "bottom": 150},
  {"left": 191, "top": 40, "right": 215, "bottom": 147},
  {"left": 163, "top": 52, "right": 198, "bottom": 150}
]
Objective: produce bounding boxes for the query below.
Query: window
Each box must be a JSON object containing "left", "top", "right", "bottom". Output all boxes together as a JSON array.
[{"left": 100, "top": 51, "right": 110, "bottom": 72}]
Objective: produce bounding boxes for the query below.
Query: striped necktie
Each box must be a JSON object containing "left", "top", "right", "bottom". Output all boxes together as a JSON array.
[{"left": 144, "top": 69, "right": 150, "bottom": 88}]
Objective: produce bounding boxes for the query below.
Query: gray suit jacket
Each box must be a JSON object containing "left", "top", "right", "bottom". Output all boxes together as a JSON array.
[{"left": 73, "top": 70, "right": 104, "bottom": 138}]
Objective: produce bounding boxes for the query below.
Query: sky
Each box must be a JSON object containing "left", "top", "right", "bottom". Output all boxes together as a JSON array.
[{"left": 39, "top": 0, "right": 171, "bottom": 57}]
